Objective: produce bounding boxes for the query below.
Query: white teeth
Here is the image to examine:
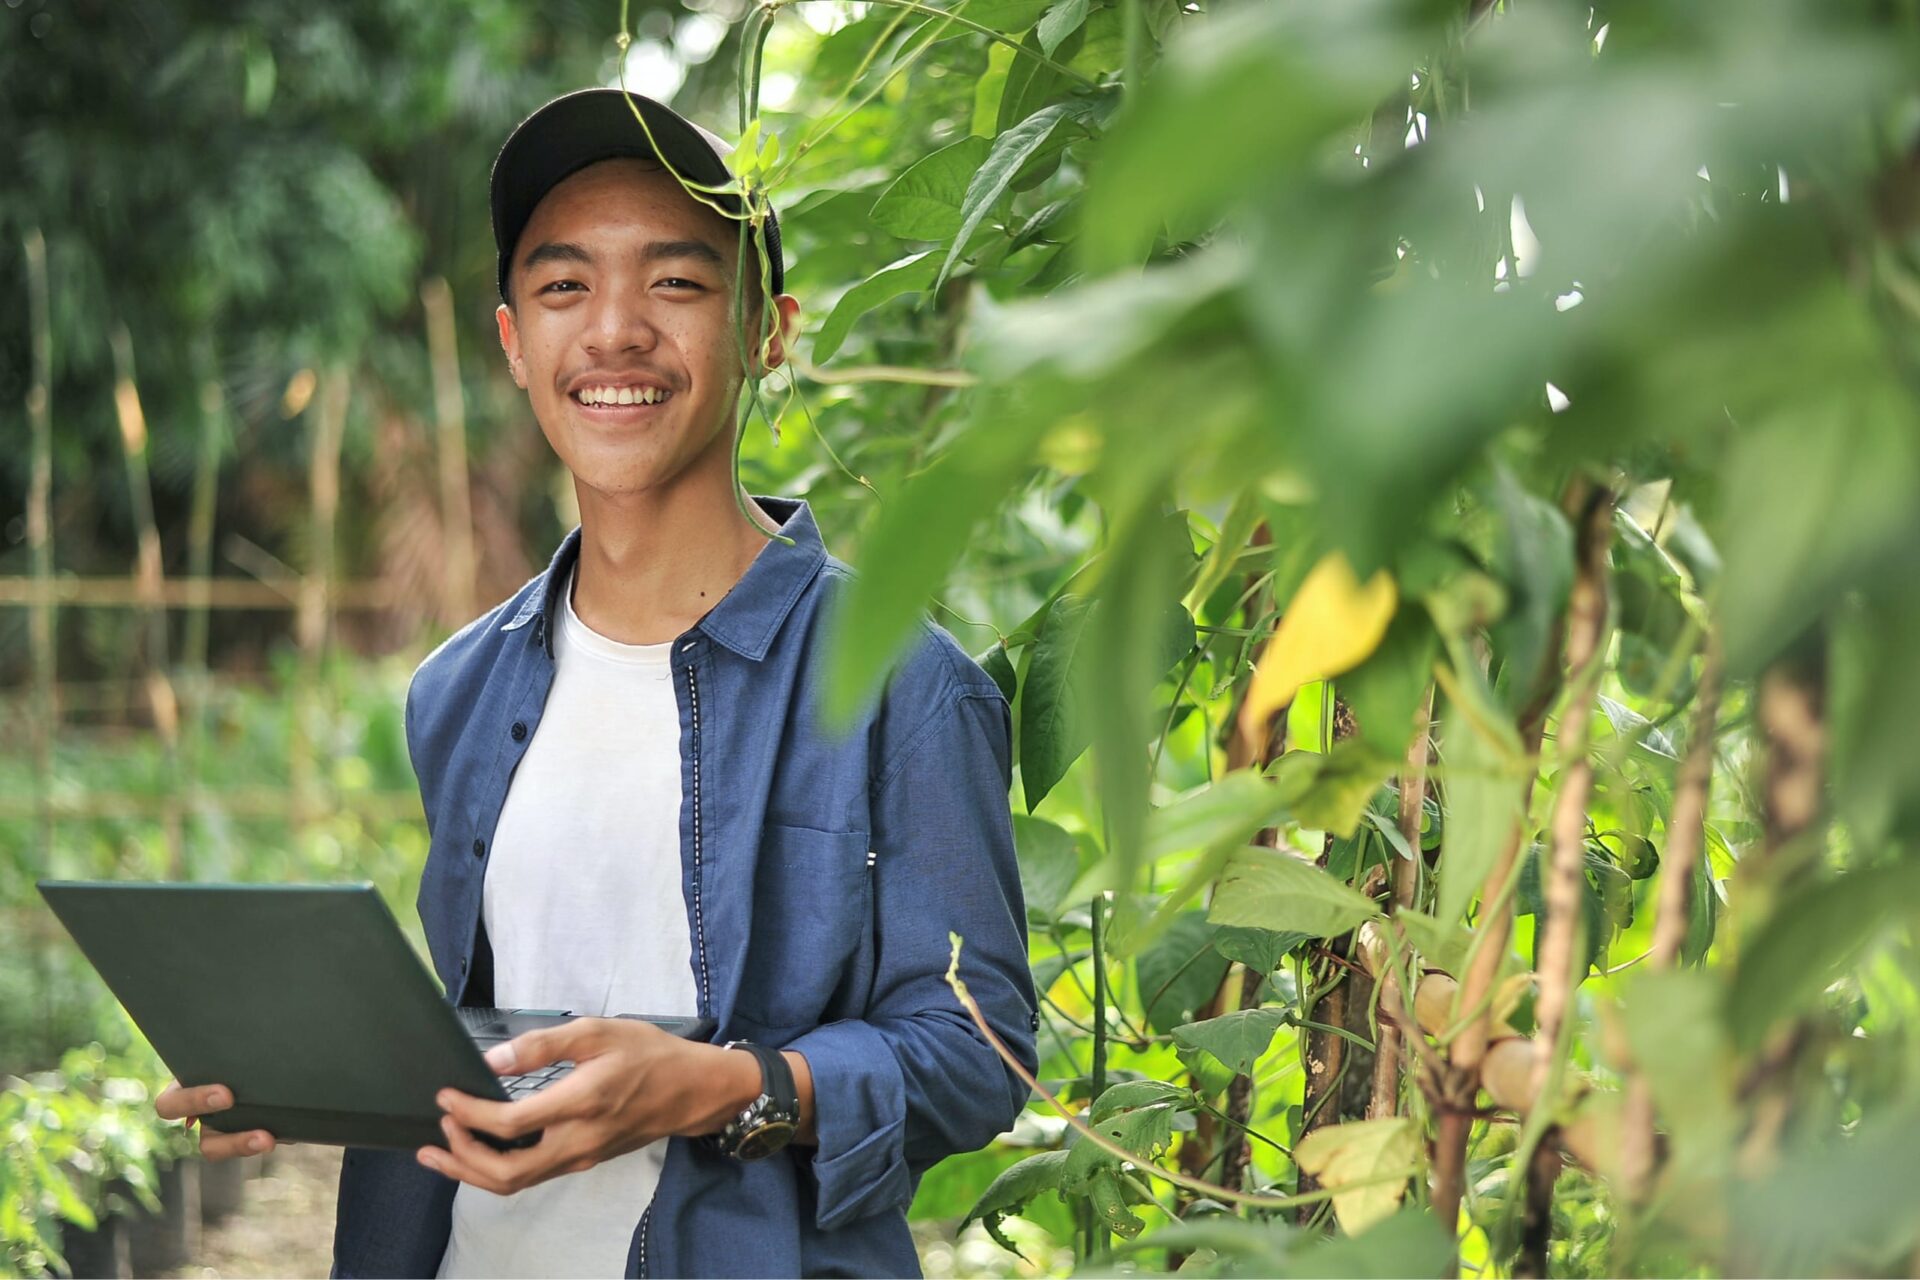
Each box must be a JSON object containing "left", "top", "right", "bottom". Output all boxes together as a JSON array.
[{"left": 576, "top": 386, "right": 669, "bottom": 406}]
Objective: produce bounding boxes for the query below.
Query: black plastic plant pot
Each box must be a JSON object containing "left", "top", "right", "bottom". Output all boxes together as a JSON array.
[
  {"left": 51, "top": 1213, "right": 130, "bottom": 1280},
  {"left": 198, "top": 1153, "right": 252, "bottom": 1225},
  {"left": 123, "top": 1161, "right": 200, "bottom": 1275}
]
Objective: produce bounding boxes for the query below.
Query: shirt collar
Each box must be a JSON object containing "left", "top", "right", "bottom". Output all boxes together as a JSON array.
[{"left": 500, "top": 495, "right": 828, "bottom": 663}]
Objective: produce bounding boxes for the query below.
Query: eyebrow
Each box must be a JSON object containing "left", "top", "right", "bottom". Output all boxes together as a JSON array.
[{"left": 519, "top": 237, "right": 729, "bottom": 277}]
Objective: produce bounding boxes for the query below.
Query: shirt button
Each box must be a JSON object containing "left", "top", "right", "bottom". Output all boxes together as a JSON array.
[
  {"left": 472, "top": 838, "right": 486, "bottom": 859},
  {"left": 460, "top": 958, "right": 469, "bottom": 975},
  {"left": 510, "top": 721, "right": 527, "bottom": 742}
]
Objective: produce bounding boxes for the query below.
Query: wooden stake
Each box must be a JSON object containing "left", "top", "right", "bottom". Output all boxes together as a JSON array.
[
  {"left": 292, "top": 368, "right": 350, "bottom": 830},
  {"left": 1370, "top": 685, "right": 1434, "bottom": 1120},
  {"left": 1621, "top": 629, "right": 1725, "bottom": 1200},
  {"left": 23, "top": 230, "right": 55, "bottom": 874},
  {"left": 1529, "top": 486, "right": 1615, "bottom": 1102},
  {"left": 422, "top": 278, "right": 476, "bottom": 627},
  {"left": 110, "top": 322, "right": 185, "bottom": 879}
]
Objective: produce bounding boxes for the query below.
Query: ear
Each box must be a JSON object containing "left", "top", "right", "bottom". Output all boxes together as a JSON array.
[
  {"left": 497, "top": 303, "right": 526, "bottom": 389},
  {"left": 753, "top": 294, "right": 802, "bottom": 377}
]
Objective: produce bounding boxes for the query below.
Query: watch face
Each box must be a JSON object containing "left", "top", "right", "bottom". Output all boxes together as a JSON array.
[{"left": 735, "top": 1118, "right": 798, "bottom": 1161}]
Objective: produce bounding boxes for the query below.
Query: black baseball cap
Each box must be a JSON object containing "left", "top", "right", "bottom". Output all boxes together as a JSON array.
[{"left": 490, "top": 87, "right": 784, "bottom": 304}]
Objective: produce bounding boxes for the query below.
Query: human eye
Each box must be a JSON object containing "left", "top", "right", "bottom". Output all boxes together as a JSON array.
[
  {"left": 659, "top": 277, "right": 704, "bottom": 291},
  {"left": 538, "top": 278, "right": 584, "bottom": 296}
]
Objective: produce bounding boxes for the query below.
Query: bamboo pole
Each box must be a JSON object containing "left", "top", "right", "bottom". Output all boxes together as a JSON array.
[
  {"left": 1620, "top": 630, "right": 1725, "bottom": 1200},
  {"left": 291, "top": 368, "right": 350, "bottom": 830},
  {"left": 109, "top": 322, "right": 186, "bottom": 879},
  {"left": 23, "top": 230, "right": 55, "bottom": 871},
  {"left": 422, "top": 278, "right": 476, "bottom": 627},
  {"left": 24, "top": 228, "right": 56, "bottom": 1057},
  {"left": 1528, "top": 486, "right": 1616, "bottom": 1100},
  {"left": 183, "top": 340, "right": 227, "bottom": 793}
]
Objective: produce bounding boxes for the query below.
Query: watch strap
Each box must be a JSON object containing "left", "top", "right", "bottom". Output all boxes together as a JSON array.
[{"left": 725, "top": 1039, "right": 797, "bottom": 1115}]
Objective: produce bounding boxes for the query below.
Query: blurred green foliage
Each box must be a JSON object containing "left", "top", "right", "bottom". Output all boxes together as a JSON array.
[{"left": 8, "top": 0, "right": 1920, "bottom": 1274}]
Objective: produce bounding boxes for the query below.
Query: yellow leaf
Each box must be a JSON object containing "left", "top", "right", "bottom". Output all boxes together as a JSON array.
[
  {"left": 1238, "top": 552, "right": 1397, "bottom": 742},
  {"left": 1292, "top": 1116, "right": 1420, "bottom": 1233}
]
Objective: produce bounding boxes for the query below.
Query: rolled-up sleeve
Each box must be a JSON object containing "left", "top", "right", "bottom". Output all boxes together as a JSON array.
[{"left": 786, "top": 686, "right": 1039, "bottom": 1231}]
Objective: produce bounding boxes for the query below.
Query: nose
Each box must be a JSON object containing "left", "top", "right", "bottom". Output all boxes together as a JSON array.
[{"left": 580, "top": 278, "right": 661, "bottom": 357}]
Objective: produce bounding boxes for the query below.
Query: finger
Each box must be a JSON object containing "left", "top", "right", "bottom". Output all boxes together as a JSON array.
[
  {"left": 423, "top": 1113, "right": 555, "bottom": 1195},
  {"left": 484, "top": 1018, "right": 613, "bottom": 1075},
  {"left": 438, "top": 1070, "right": 588, "bottom": 1143},
  {"left": 201, "top": 1128, "right": 274, "bottom": 1161},
  {"left": 155, "top": 1081, "right": 233, "bottom": 1122}
]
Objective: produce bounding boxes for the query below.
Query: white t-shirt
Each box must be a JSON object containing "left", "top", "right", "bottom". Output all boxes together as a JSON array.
[{"left": 437, "top": 570, "right": 698, "bottom": 1279}]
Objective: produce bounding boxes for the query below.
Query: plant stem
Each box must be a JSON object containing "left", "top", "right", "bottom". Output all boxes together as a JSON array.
[{"left": 1091, "top": 893, "right": 1109, "bottom": 1100}]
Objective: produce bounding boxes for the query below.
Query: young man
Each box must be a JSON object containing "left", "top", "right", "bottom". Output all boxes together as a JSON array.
[{"left": 159, "top": 89, "right": 1038, "bottom": 1277}]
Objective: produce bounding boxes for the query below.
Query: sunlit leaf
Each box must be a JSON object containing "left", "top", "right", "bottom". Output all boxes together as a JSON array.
[
  {"left": 1238, "top": 551, "right": 1399, "bottom": 742},
  {"left": 870, "top": 136, "right": 995, "bottom": 240},
  {"left": 1292, "top": 1117, "right": 1421, "bottom": 1234},
  {"left": 1208, "top": 847, "right": 1380, "bottom": 938},
  {"left": 812, "top": 250, "right": 938, "bottom": 363}
]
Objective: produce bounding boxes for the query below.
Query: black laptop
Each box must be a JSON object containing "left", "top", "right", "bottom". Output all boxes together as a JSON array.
[{"left": 36, "top": 880, "right": 715, "bottom": 1152}]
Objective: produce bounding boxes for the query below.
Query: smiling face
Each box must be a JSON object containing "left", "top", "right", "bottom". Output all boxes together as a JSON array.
[{"left": 496, "top": 156, "right": 796, "bottom": 504}]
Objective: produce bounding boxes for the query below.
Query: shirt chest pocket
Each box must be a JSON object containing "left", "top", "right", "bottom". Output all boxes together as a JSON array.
[{"left": 734, "top": 823, "right": 873, "bottom": 1030}]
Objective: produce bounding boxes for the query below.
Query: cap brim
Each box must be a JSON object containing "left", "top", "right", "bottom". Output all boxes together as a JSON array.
[{"left": 491, "top": 88, "right": 776, "bottom": 302}]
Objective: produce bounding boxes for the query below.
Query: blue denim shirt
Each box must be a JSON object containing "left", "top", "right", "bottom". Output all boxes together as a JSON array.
[{"left": 331, "top": 496, "right": 1038, "bottom": 1278}]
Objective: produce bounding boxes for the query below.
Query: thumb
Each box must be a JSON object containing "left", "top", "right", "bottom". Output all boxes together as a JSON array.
[{"left": 484, "top": 1021, "right": 601, "bottom": 1074}]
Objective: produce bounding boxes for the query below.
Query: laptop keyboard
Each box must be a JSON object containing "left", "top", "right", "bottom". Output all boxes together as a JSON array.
[
  {"left": 500, "top": 1061, "right": 576, "bottom": 1099},
  {"left": 453, "top": 1007, "right": 577, "bottom": 1099}
]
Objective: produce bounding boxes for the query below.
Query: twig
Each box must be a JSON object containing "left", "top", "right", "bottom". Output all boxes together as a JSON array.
[{"left": 945, "top": 934, "right": 1398, "bottom": 1211}]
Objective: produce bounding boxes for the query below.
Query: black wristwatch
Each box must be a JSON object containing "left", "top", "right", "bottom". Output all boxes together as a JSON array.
[{"left": 712, "top": 1040, "right": 799, "bottom": 1161}]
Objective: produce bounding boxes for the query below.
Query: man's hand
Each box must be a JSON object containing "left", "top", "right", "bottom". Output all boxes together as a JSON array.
[
  {"left": 153, "top": 1080, "right": 280, "bottom": 1160},
  {"left": 419, "top": 1018, "right": 814, "bottom": 1195}
]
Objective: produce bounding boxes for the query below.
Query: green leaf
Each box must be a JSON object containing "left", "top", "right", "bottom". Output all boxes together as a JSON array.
[
  {"left": 934, "top": 100, "right": 1099, "bottom": 294},
  {"left": 1829, "top": 586, "right": 1920, "bottom": 847},
  {"left": 1339, "top": 606, "right": 1437, "bottom": 759},
  {"left": 1208, "top": 848, "right": 1380, "bottom": 938},
  {"left": 1717, "top": 405, "right": 1920, "bottom": 677},
  {"left": 1732, "top": 1103, "right": 1920, "bottom": 1276},
  {"left": 1020, "top": 593, "right": 1193, "bottom": 810},
  {"left": 1433, "top": 697, "right": 1529, "bottom": 928},
  {"left": 1020, "top": 595, "right": 1095, "bottom": 810},
  {"left": 961, "top": 1148, "right": 1070, "bottom": 1234},
  {"left": 870, "top": 136, "right": 995, "bottom": 240},
  {"left": 1063, "top": 1102, "right": 1178, "bottom": 1191},
  {"left": 1085, "top": 1167, "right": 1145, "bottom": 1239},
  {"left": 1617, "top": 969, "right": 1736, "bottom": 1165},
  {"left": 1091, "top": 1079, "right": 1192, "bottom": 1122},
  {"left": 1136, "top": 912, "right": 1231, "bottom": 1035},
  {"left": 1036, "top": 0, "right": 1091, "bottom": 55},
  {"left": 1210, "top": 924, "right": 1310, "bottom": 974},
  {"left": 1484, "top": 466, "right": 1575, "bottom": 714},
  {"left": 1081, "top": 0, "right": 1434, "bottom": 272},
  {"left": 1681, "top": 840, "right": 1718, "bottom": 967},
  {"left": 1388, "top": 909, "right": 1477, "bottom": 981},
  {"left": 944, "top": 0, "right": 1055, "bottom": 32},
  {"left": 812, "top": 251, "right": 939, "bottom": 363},
  {"left": 979, "top": 642, "right": 1019, "bottom": 704},
  {"left": 1012, "top": 814, "right": 1081, "bottom": 921},
  {"left": 1725, "top": 861, "right": 1920, "bottom": 1051},
  {"left": 1144, "top": 770, "right": 1295, "bottom": 864},
  {"left": 1276, "top": 1207, "right": 1453, "bottom": 1280},
  {"left": 823, "top": 415, "right": 1034, "bottom": 724},
  {"left": 1170, "top": 1007, "right": 1288, "bottom": 1075},
  {"left": 1267, "top": 738, "right": 1401, "bottom": 839}
]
